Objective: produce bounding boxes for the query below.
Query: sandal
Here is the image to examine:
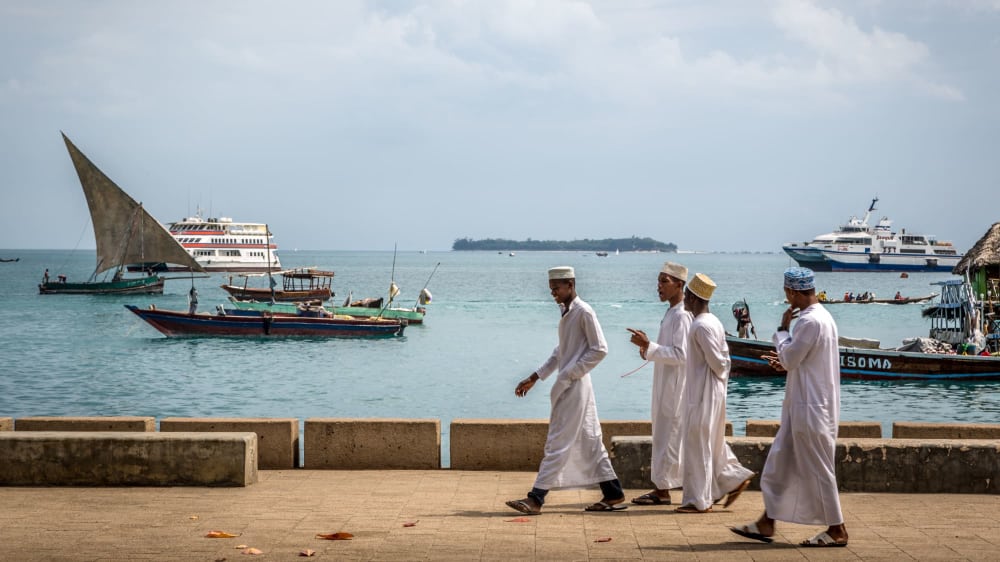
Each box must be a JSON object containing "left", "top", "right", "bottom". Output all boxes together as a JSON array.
[
  {"left": 505, "top": 498, "right": 541, "bottom": 515},
  {"left": 730, "top": 521, "right": 774, "bottom": 543},
  {"left": 723, "top": 477, "right": 753, "bottom": 508},
  {"left": 584, "top": 501, "right": 627, "bottom": 512},
  {"left": 800, "top": 531, "right": 848, "bottom": 547},
  {"left": 631, "top": 492, "right": 670, "bottom": 506},
  {"left": 674, "top": 504, "right": 711, "bottom": 514}
]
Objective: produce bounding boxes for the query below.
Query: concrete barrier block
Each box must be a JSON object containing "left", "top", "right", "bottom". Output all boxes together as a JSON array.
[
  {"left": 611, "top": 436, "right": 1000, "bottom": 493},
  {"left": 746, "top": 419, "right": 881, "bottom": 438},
  {"left": 892, "top": 422, "right": 1000, "bottom": 439},
  {"left": 305, "top": 418, "right": 440, "bottom": 469},
  {"left": 450, "top": 419, "right": 547, "bottom": 471},
  {"left": 160, "top": 417, "right": 299, "bottom": 469},
  {"left": 0, "top": 417, "right": 11, "bottom": 431},
  {"left": 449, "top": 419, "right": 725, "bottom": 471},
  {"left": 0, "top": 431, "right": 258, "bottom": 486},
  {"left": 15, "top": 416, "right": 155, "bottom": 432}
]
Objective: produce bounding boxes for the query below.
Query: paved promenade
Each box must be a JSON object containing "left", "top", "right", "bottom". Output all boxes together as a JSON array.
[{"left": 1, "top": 470, "right": 998, "bottom": 561}]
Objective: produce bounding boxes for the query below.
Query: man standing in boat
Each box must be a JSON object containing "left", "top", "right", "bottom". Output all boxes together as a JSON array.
[
  {"left": 731, "top": 267, "right": 849, "bottom": 547},
  {"left": 188, "top": 285, "right": 199, "bottom": 315},
  {"left": 625, "top": 262, "right": 690, "bottom": 506},
  {"left": 506, "top": 266, "right": 626, "bottom": 515}
]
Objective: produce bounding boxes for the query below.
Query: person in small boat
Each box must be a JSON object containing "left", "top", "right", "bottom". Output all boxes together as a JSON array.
[
  {"left": 188, "top": 286, "right": 198, "bottom": 314},
  {"left": 817, "top": 291, "right": 827, "bottom": 302},
  {"left": 895, "top": 291, "right": 903, "bottom": 300},
  {"left": 732, "top": 267, "right": 849, "bottom": 547},
  {"left": 43, "top": 269, "right": 49, "bottom": 284},
  {"left": 626, "top": 262, "right": 690, "bottom": 506},
  {"left": 675, "top": 273, "right": 754, "bottom": 514},
  {"left": 506, "top": 266, "right": 625, "bottom": 515}
]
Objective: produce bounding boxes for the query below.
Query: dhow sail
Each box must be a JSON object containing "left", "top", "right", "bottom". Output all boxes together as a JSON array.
[{"left": 61, "top": 133, "right": 204, "bottom": 277}]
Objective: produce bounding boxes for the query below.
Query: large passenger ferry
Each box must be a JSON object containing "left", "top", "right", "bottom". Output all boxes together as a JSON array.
[
  {"left": 129, "top": 213, "right": 281, "bottom": 273},
  {"left": 781, "top": 198, "right": 963, "bottom": 272}
]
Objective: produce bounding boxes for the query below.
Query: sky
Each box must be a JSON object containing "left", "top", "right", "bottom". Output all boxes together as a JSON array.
[{"left": 1, "top": 0, "right": 998, "bottom": 252}]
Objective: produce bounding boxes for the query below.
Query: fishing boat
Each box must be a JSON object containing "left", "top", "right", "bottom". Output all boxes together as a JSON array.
[
  {"left": 0, "top": 257, "right": 19, "bottom": 263},
  {"left": 128, "top": 212, "right": 281, "bottom": 273},
  {"left": 221, "top": 267, "right": 334, "bottom": 303},
  {"left": 227, "top": 297, "right": 427, "bottom": 324},
  {"left": 125, "top": 305, "right": 405, "bottom": 338},
  {"left": 728, "top": 279, "right": 1000, "bottom": 380},
  {"left": 820, "top": 294, "right": 937, "bottom": 305},
  {"left": 727, "top": 336, "right": 1000, "bottom": 381},
  {"left": 781, "top": 197, "right": 963, "bottom": 272},
  {"left": 39, "top": 134, "right": 205, "bottom": 295}
]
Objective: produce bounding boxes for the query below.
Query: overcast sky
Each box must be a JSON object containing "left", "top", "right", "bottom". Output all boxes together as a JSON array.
[{"left": 2, "top": 0, "right": 998, "bottom": 252}]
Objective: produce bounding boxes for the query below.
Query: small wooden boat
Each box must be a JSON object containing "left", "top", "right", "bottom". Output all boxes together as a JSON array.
[
  {"left": 820, "top": 294, "right": 937, "bottom": 305},
  {"left": 0, "top": 257, "right": 19, "bottom": 263},
  {"left": 222, "top": 267, "right": 334, "bottom": 303},
  {"left": 227, "top": 298, "right": 426, "bottom": 324},
  {"left": 40, "top": 134, "right": 205, "bottom": 295},
  {"left": 125, "top": 305, "right": 405, "bottom": 338},
  {"left": 727, "top": 336, "right": 1000, "bottom": 381}
]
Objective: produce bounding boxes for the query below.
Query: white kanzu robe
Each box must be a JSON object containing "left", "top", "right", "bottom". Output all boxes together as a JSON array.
[
  {"left": 762, "top": 303, "right": 844, "bottom": 525},
  {"left": 644, "top": 302, "right": 691, "bottom": 490},
  {"left": 533, "top": 296, "right": 616, "bottom": 490},
  {"left": 680, "top": 313, "right": 753, "bottom": 510}
]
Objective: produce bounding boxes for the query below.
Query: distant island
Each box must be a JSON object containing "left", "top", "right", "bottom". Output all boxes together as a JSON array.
[{"left": 452, "top": 236, "right": 677, "bottom": 252}]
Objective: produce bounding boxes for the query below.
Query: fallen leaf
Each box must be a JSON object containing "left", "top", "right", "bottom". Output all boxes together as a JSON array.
[
  {"left": 594, "top": 537, "right": 613, "bottom": 543},
  {"left": 206, "top": 530, "right": 240, "bottom": 539},
  {"left": 506, "top": 517, "right": 532, "bottom": 523},
  {"left": 299, "top": 549, "right": 316, "bottom": 557},
  {"left": 189, "top": 515, "right": 200, "bottom": 520},
  {"left": 241, "top": 547, "right": 263, "bottom": 555},
  {"left": 235, "top": 545, "right": 248, "bottom": 549},
  {"left": 316, "top": 532, "right": 354, "bottom": 540},
  {"left": 402, "top": 521, "right": 419, "bottom": 527}
]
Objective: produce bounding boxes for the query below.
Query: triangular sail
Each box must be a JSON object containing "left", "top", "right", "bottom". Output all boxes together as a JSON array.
[{"left": 62, "top": 133, "right": 204, "bottom": 275}]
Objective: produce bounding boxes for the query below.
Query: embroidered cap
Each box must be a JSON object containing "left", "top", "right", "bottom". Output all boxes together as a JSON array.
[
  {"left": 686, "top": 273, "right": 716, "bottom": 301},
  {"left": 548, "top": 266, "right": 575, "bottom": 280},
  {"left": 784, "top": 267, "right": 815, "bottom": 291},
  {"left": 661, "top": 262, "right": 688, "bottom": 282}
]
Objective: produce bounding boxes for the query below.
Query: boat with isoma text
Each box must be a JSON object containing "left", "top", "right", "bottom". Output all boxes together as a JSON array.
[
  {"left": 129, "top": 212, "right": 281, "bottom": 273},
  {"left": 39, "top": 134, "right": 205, "bottom": 295},
  {"left": 781, "top": 197, "right": 963, "bottom": 272}
]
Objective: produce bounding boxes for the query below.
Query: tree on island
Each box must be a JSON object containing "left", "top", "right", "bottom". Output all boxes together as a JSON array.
[{"left": 452, "top": 236, "right": 677, "bottom": 252}]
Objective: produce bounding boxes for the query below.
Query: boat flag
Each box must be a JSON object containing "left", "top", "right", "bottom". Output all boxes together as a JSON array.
[{"left": 418, "top": 288, "right": 432, "bottom": 305}]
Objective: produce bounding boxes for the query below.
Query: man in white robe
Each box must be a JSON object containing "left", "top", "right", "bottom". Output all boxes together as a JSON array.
[
  {"left": 506, "top": 266, "right": 625, "bottom": 515},
  {"left": 731, "top": 267, "right": 849, "bottom": 547},
  {"left": 676, "top": 273, "right": 754, "bottom": 513},
  {"left": 626, "top": 262, "right": 690, "bottom": 505}
]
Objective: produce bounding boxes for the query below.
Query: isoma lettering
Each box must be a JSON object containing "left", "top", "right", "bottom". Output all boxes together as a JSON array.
[{"left": 840, "top": 354, "right": 892, "bottom": 371}]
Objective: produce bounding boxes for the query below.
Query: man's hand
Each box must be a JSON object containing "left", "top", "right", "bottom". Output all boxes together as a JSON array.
[
  {"left": 761, "top": 351, "right": 786, "bottom": 372},
  {"left": 627, "top": 328, "right": 650, "bottom": 359},
  {"left": 780, "top": 306, "right": 800, "bottom": 330},
  {"left": 515, "top": 374, "right": 538, "bottom": 397}
]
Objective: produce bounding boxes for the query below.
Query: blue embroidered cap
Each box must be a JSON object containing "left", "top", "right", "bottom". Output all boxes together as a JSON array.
[{"left": 784, "top": 267, "right": 815, "bottom": 291}]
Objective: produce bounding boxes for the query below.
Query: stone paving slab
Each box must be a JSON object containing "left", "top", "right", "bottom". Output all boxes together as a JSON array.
[{"left": 0, "top": 470, "right": 998, "bottom": 561}]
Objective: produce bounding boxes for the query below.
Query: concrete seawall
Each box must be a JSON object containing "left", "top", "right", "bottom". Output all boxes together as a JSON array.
[{"left": 1, "top": 416, "right": 998, "bottom": 491}]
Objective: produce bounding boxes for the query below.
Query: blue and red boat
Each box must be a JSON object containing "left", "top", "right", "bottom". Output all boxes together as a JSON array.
[{"left": 125, "top": 305, "right": 406, "bottom": 338}]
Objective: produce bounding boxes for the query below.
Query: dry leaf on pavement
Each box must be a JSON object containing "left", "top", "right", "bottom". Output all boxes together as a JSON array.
[
  {"left": 316, "top": 532, "right": 354, "bottom": 540},
  {"left": 594, "top": 537, "right": 613, "bottom": 543},
  {"left": 240, "top": 547, "right": 263, "bottom": 555},
  {"left": 506, "top": 517, "right": 532, "bottom": 523},
  {"left": 299, "top": 549, "right": 316, "bottom": 557},
  {"left": 205, "top": 530, "right": 240, "bottom": 538}
]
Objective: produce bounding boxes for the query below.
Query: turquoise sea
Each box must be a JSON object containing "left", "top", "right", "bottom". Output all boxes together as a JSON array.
[{"left": 2, "top": 249, "right": 998, "bottom": 465}]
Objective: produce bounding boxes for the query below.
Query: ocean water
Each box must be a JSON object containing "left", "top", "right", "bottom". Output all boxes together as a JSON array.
[{"left": 2, "top": 249, "right": 998, "bottom": 466}]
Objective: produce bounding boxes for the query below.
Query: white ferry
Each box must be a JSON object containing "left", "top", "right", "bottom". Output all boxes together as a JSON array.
[
  {"left": 782, "top": 198, "right": 963, "bottom": 272},
  {"left": 128, "top": 213, "right": 281, "bottom": 273}
]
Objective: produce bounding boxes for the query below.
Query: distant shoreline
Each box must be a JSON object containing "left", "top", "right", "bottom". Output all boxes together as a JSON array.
[{"left": 452, "top": 237, "right": 677, "bottom": 252}]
